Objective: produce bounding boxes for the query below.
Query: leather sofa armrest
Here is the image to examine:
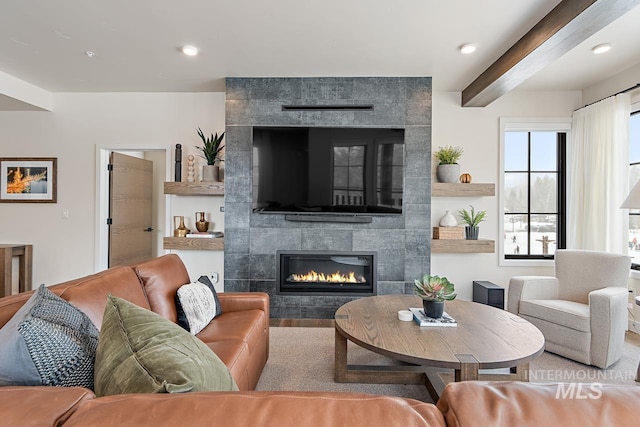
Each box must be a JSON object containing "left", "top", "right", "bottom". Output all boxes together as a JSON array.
[
  {"left": 589, "top": 286, "right": 629, "bottom": 368},
  {"left": 218, "top": 292, "right": 270, "bottom": 318},
  {"left": 0, "top": 386, "right": 95, "bottom": 427},
  {"left": 437, "top": 381, "right": 640, "bottom": 427},
  {"left": 507, "top": 276, "right": 558, "bottom": 314}
]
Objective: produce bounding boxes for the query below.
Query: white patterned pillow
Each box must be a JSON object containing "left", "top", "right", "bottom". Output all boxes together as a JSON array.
[{"left": 175, "top": 281, "right": 219, "bottom": 335}]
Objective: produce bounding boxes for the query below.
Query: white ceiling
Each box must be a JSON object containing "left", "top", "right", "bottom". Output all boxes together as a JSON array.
[{"left": 0, "top": 0, "right": 639, "bottom": 104}]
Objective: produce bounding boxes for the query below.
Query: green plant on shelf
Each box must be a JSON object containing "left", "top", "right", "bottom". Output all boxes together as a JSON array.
[
  {"left": 196, "top": 128, "right": 225, "bottom": 165},
  {"left": 457, "top": 205, "right": 487, "bottom": 228},
  {"left": 433, "top": 145, "right": 464, "bottom": 165}
]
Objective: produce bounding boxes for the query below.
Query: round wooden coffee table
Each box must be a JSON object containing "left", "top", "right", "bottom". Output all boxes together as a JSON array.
[{"left": 334, "top": 295, "right": 545, "bottom": 400}]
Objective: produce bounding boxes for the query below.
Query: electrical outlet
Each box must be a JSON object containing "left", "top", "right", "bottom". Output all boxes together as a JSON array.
[{"left": 210, "top": 272, "right": 219, "bottom": 284}]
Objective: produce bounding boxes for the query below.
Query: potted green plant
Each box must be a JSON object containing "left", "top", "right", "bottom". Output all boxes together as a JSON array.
[
  {"left": 414, "top": 274, "right": 457, "bottom": 319},
  {"left": 196, "top": 128, "right": 225, "bottom": 182},
  {"left": 434, "top": 145, "right": 464, "bottom": 183},
  {"left": 458, "top": 205, "right": 487, "bottom": 240}
]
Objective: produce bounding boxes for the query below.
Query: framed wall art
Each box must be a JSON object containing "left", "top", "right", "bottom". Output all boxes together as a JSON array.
[{"left": 0, "top": 157, "right": 57, "bottom": 203}]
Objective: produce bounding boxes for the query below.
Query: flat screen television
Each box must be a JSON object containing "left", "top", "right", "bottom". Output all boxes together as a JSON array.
[{"left": 252, "top": 127, "right": 404, "bottom": 215}]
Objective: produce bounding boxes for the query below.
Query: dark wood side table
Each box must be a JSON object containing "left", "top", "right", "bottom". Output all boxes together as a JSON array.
[{"left": 0, "top": 244, "right": 33, "bottom": 298}]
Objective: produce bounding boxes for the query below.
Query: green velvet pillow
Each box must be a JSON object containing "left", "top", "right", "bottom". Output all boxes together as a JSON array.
[{"left": 94, "top": 295, "right": 238, "bottom": 397}]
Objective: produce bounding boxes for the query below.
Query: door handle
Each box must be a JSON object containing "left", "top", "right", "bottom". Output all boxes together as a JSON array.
[{"left": 144, "top": 227, "right": 154, "bottom": 232}]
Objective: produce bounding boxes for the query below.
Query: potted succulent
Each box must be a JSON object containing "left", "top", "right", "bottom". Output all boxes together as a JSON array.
[
  {"left": 458, "top": 205, "right": 487, "bottom": 240},
  {"left": 414, "top": 274, "right": 457, "bottom": 319},
  {"left": 434, "top": 145, "right": 464, "bottom": 183},
  {"left": 196, "top": 128, "right": 225, "bottom": 182}
]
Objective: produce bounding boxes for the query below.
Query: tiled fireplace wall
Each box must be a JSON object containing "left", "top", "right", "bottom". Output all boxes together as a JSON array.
[{"left": 224, "top": 77, "right": 432, "bottom": 318}]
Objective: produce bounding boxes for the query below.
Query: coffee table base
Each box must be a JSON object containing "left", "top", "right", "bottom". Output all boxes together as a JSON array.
[{"left": 335, "top": 329, "right": 531, "bottom": 401}]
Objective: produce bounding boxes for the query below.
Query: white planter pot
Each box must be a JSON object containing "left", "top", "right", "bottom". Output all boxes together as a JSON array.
[
  {"left": 202, "top": 165, "right": 220, "bottom": 182},
  {"left": 436, "top": 164, "right": 460, "bottom": 183}
]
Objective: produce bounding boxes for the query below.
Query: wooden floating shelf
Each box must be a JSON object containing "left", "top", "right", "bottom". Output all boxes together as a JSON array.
[
  {"left": 431, "top": 239, "right": 495, "bottom": 253},
  {"left": 164, "top": 182, "right": 224, "bottom": 196},
  {"left": 163, "top": 237, "right": 224, "bottom": 251},
  {"left": 432, "top": 183, "right": 495, "bottom": 197}
]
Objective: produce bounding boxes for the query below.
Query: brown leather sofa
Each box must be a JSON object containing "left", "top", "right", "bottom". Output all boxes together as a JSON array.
[
  {"left": 1, "top": 381, "right": 639, "bottom": 426},
  {"left": 1, "top": 254, "right": 639, "bottom": 426},
  {"left": 0, "top": 254, "right": 269, "bottom": 391}
]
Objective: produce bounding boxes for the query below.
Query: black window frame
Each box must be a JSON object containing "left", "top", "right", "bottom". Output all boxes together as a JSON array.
[
  {"left": 629, "top": 110, "right": 640, "bottom": 270},
  {"left": 504, "top": 131, "right": 567, "bottom": 260}
]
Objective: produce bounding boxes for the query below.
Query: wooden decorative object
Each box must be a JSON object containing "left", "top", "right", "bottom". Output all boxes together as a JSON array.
[
  {"left": 433, "top": 226, "right": 465, "bottom": 240},
  {"left": 460, "top": 173, "right": 472, "bottom": 183}
]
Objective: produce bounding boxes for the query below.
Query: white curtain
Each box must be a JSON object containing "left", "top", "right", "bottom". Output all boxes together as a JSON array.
[{"left": 568, "top": 93, "right": 630, "bottom": 253}]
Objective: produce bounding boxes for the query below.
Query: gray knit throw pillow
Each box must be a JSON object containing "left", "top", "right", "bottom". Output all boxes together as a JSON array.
[{"left": 0, "top": 284, "right": 99, "bottom": 389}]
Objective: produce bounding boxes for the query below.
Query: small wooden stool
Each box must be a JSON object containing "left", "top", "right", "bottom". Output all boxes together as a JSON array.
[{"left": 0, "top": 244, "right": 33, "bottom": 297}]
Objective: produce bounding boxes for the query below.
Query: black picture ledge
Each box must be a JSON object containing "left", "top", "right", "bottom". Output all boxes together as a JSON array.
[{"left": 281, "top": 104, "right": 374, "bottom": 111}]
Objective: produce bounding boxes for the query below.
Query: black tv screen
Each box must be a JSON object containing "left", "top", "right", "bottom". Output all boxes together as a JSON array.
[{"left": 252, "top": 127, "right": 404, "bottom": 215}]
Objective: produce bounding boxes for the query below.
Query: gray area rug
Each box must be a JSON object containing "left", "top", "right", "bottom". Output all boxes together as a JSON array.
[{"left": 255, "top": 327, "right": 640, "bottom": 403}]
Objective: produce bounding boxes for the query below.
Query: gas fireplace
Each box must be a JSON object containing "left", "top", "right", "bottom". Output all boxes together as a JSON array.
[{"left": 277, "top": 251, "right": 377, "bottom": 296}]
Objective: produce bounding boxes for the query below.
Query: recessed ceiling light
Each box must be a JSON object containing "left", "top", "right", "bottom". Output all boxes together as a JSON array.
[
  {"left": 459, "top": 44, "right": 476, "bottom": 54},
  {"left": 181, "top": 45, "right": 199, "bottom": 56},
  {"left": 591, "top": 43, "right": 611, "bottom": 54},
  {"left": 85, "top": 51, "right": 96, "bottom": 58}
]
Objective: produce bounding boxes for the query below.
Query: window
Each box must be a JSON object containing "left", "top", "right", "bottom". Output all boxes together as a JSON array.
[
  {"left": 500, "top": 119, "right": 569, "bottom": 263},
  {"left": 332, "top": 141, "right": 404, "bottom": 209},
  {"left": 375, "top": 142, "right": 403, "bottom": 209},
  {"left": 628, "top": 111, "right": 640, "bottom": 268},
  {"left": 333, "top": 145, "right": 365, "bottom": 206}
]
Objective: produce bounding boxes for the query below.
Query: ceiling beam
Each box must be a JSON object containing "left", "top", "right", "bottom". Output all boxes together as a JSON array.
[
  {"left": 0, "top": 70, "right": 52, "bottom": 111},
  {"left": 461, "top": 0, "right": 640, "bottom": 107}
]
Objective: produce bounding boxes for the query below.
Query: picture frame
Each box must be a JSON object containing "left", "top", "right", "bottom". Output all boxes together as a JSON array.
[{"left": 0, "top": 157, "right": 57, "bottom": 203}]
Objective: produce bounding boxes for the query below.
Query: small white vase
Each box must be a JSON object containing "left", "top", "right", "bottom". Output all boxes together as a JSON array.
[{"left": 439, "top": 210, "right": 458, "bottom": 227}]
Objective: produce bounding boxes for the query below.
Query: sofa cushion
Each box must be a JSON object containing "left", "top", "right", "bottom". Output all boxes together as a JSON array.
[
  {"left": 134, "top": 254, "right": 191, "bottom": 323},
  {"left": 0, "top": 386, "right": 95, "bottom": 427},
  {"left": 0, "top": 284, "right": 99, "bottom": 389},
  {"left": 175, "top": 276, "right": 222, "bottom": 334},
  {"left": 519, "top": 299, "right": 590, "bottom": 332},
  {"left": 94, "top": 295, "right": 238, "bottom": 397},
  {"left": 54, "top": 266, "right": 151, "bottom": 330},
  {"left": 62, "top": 391, "right": 446, "bottom": 427}
]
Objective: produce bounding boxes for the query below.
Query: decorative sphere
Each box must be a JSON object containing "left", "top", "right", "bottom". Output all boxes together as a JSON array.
[{"left": 459, "top": 173, "right": 472, "bottom": 183}]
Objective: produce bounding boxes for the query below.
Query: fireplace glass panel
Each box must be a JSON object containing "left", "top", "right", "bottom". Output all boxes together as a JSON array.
[{"left": 277, "top": 251, "right": 376, "bottom": 296}]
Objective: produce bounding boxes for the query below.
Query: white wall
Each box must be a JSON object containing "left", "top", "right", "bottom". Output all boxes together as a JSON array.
[
  {"left": 4, "top": 87, "right": 635, "bottom": 309},
  {"left": 582, "top": 62, "right": 640, "bottom": 106},
  {"left": 0, "top": 92, "right": 225, "bottom": 286},
  {"left": 431, "top": 89, "right": 583, "bottom": 301}
]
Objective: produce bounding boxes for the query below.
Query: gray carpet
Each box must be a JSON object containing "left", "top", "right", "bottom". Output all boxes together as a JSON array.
[{"left": 255, "top": 327, "right": 640, "bottom": 403}]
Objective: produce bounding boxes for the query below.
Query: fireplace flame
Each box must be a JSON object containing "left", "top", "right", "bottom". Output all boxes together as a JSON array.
[{"left": 288, "top": 270, "right": 366, "bottom": 283}]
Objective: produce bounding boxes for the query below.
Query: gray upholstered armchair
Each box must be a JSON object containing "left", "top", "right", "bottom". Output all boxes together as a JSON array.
[{"left": 508, "top": 249, "right": 631, "bottom": 369}]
